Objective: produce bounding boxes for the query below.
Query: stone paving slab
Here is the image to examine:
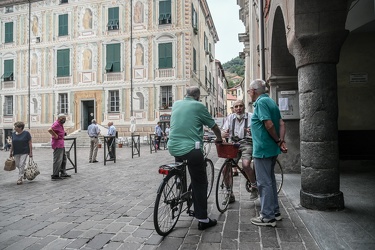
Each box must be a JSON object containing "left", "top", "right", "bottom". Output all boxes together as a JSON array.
[{"left": 0, "top": 146, "right": 319, "bottom": 249}]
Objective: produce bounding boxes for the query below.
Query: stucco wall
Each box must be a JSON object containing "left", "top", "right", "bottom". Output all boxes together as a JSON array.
[{"left": 337, "top": 33, "right": 375, "bottom": 130}]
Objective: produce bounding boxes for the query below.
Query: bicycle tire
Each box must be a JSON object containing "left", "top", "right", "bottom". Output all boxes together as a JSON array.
[
  {"left": 215, "top": 161, "right": 233, "bottom": 213},
  {"left": 275, "top": 159, "right": 284, "bottom": 194},
  {"left": 205, "top": 158, "right": 214, "bottom": 198},
  {"left": 153, "top": 173, "right": 183, "bottom": 236}
]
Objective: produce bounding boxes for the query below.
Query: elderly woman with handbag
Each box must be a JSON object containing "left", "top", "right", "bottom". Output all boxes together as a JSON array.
[{"left": 9, "top": 121, "right": 33, "bottom": 185}]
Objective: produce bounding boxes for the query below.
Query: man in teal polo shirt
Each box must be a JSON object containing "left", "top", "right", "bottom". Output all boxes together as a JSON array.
[
  {"left": 168, "top": 86, "right": 222, "bottom": 230},
  {"left": 248, "top": 79, "right": 287, "bottom": 227}
]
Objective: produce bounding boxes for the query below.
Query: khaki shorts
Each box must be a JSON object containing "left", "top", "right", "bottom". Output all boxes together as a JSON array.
[{"left": 234, "top": 142, "right": 253, "bottom": 161}]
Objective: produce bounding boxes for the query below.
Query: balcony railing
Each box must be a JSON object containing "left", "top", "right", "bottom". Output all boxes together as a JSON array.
[
  {"left": 156, "top": 68, "right": 175, "bottom": 78},
  {"left": 55, "top": 76, "right": 72, "bottom": 85},
  {"left": 3, "top": 80, "right": 15, "bottom": 88},
  {"left": 105, "top": 72, "right": 123, "bottom": 82}
]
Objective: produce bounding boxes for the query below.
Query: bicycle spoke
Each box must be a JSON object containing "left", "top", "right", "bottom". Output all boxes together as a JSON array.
[
  {"left": 216, "top": 162, "right": 232, "bottom": 213},
  {"left": 154, "top": 174, "right": 183, "bottom": 236}
]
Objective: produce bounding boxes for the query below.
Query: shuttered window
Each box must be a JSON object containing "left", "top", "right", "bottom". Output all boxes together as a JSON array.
[
  {"left": 58, "top": 14, "right": 68, "bottom": 36},
  {"left": 158, "top": 43, "right": 172, "bottom": 69},
  {"left": 108, "top": 7, "right": 119, "bottom": 29},
  {"left": 106, "top": 44, "right": 121, "bottom": 72},
  {"left": 5, "top": 22, "right": 13, "bottom": 43},
  {"left": 159, "top": 0, "right": 171, "bottom": 24},
  {"left": 57, "top": 49, "right": 70, "bottom": 77},
  {"left": 3, "top": 59, "right": 14, "bottom": 81}
]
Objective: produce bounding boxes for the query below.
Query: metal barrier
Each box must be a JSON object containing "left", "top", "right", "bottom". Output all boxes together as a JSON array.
[
  {"left": 64, "top": 137, "right": 77, "bottom": 173},
  {"left": 103, "top": 135, "right": 116, "bottom": 165},
  {"left": 131, "top": 134, "right": 140, "bottom": 158}
]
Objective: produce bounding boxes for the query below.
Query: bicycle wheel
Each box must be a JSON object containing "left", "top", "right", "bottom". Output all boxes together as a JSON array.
[
  {"left": 205, "top": 158, "right": 214, "bottom": 198},
  {"left": 275, "top": 159, "right": 284, "bottom": 194},
  {"left": 215, "top": 161, "right": 233, "bottom": 213},
  {"left": 153, "top": 173, "right": 183, "bottom": 236}
]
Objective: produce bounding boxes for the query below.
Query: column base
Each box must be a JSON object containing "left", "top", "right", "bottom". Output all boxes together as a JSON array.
[{"left": 300, "top": 190, "right": 344, "bottom": 211}]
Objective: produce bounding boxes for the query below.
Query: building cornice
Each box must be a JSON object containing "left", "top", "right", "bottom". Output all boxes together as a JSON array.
[{"left": 0, "top": 0, "right": 42, "bottom": 7}]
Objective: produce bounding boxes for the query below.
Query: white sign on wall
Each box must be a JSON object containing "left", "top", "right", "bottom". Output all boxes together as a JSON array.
[{"left": 350, "top": 73, "right": 368, "bottom": 83}]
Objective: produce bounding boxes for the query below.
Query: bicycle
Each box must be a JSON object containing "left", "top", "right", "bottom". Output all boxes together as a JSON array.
[
  {"left": 153, "top": 141, "right": 215, "bottom": 236},
  {"left": 215, "top": 143, "right": 284, "bottom": 213}
]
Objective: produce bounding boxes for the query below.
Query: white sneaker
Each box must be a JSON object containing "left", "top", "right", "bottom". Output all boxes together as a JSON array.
[
  {"left": 275, "top": 213, "right": 282, "bottom": 221},
  {"left": 251, "top": 216, "right": 276, "bottom": 227}
]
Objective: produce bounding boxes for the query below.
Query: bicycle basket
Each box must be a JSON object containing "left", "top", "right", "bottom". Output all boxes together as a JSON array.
[{"left": 216, "top": 143, "right": 240, "bottom": 158}]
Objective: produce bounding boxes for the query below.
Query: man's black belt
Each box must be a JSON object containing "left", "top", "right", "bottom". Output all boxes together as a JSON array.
[{"left": 90, "top": 136, "right": 98, "bottom": 138}]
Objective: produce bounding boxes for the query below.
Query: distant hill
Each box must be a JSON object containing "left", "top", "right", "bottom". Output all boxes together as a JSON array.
[{"left": 222, "top": 56, "right": 245, "bottom": 88}]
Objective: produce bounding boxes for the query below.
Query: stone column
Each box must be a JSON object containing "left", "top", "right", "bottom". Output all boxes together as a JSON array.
[{"left": 288, "top": 1, "right": 349, "bottom": 210}]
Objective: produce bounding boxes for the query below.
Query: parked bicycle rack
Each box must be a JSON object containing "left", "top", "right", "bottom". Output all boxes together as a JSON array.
[
  {"left": 131, "top": 134, "right": 140, "bottom": 158},
  {"left": 64, "top": 137, "right": 77, "bottom": 173},
  {"left": 103, "top": 135, "right": 116, "bottom": 165}
]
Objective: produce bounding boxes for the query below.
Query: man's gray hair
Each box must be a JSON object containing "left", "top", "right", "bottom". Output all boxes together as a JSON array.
[
  {"left": 92, "top": 119, "right": 96, "bottom": 123},
  {"left": 249, "top": 79, "right": 266, "bottom": 94},
  {"left": 58, "top": 113, "right": 66, "bottom": 118},
  {"left": 186, "top": 86, "right": 200, "bottom": 100}
]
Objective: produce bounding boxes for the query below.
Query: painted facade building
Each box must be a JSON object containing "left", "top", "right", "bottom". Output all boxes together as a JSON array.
[{"left": 0, "top": 0, "right": 222, "bottom": 144}]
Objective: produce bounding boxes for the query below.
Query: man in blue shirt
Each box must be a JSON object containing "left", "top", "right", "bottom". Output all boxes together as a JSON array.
[
  {"left": 87, "top": 119, "right": 100, "bottom": 163},
  {"left": 154, "top": 122, "right": 163, "bottom": 150},
  {"left": 168, "top": 86, "right": 223, "bottom": 230},
  {"left": 248, "top": 79, "right": 287, "bottom": 227}
]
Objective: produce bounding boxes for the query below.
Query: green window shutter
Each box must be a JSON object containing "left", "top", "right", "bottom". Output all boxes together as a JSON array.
[
  {"left": 59, "top": 14, "right": 68, "bottom": 36},
  {"left": 158, "top": 43, "right": 172, "bottom": 69},
  {"left": 63, "top": 49, "right": 70, "bottom": 75},
  {"left": 159, "top": 0, "right": 171, "bottom": 23},
  {"left": 106, "top": 44, "right": 121, "bottom": 72},
  {"left": 158, "top": 43, "right": 166, "bottom": 68},
  {"left": 113, "top": 44, "right": 120, "bottom": 72},
  {"left": 4, "top": 59, "right": 14, "bottom": 77},
  {"left": 57, "top": 49, "right": 70, "bottom": 77},
  {"left": 3, "top": 59, "right": 14, "bottom": 80},
  {"left": 5, "top": 22, "right": 13, "bottom": 43},
  {"left": 108, "top": 7, "right": 119, "bottom": 27}
]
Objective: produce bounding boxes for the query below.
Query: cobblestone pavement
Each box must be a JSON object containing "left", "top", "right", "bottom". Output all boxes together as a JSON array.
[{"left": 0, "top": 145, "right": 319, "bottom": 250}]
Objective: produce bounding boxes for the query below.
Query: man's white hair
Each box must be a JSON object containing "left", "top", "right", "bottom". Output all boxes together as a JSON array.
[{"left": 249, "top": 79, "right": 266, "bottom": 94}]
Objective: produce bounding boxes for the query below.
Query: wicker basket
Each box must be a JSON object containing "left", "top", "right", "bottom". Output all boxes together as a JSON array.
[{"left": 216, "top": 143, "right": 240, "bottom": 158}]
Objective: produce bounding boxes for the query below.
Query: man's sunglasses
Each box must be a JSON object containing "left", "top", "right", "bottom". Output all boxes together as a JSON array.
[{"left": 234, "top": 105, "right": 244, "bottom": 108}]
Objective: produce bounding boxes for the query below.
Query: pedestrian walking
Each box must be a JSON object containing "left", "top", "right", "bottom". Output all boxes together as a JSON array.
[
  {"left": 248, "top": 79, "right": 287, "bottom": 227},
  {"left": 9, "top": 121, "right": 32, "bottom": 185},
  {"left": 164, "top": 123, "right": 170, "bottom": 149},
  {"left": 87, "top": 119, "right": 100, "bottom": 163},
  {"left": 154, "top": 122, "right": 163, "bottom": 150},
  {"left": 168, "top": 86, "right": 223, "bottom": 230},
  {"left": 107, "top": 121, "right": 116, "bottom": 159},
  {"left": 48, "top": 114, "right": 71, "bottom": 180}
]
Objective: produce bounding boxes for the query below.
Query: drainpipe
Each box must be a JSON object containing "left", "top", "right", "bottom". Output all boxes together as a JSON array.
[
  {"left": 130, "top": 0, "right": 133, "bottom": 117},
  {"left": 28, "top": 0, "right": 31, "bottom": 128},
  {"left": 259, "top": 0, "right": 265, "bottom": 80}
]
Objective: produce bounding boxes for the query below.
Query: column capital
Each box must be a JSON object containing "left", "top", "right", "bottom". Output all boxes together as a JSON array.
[{"left": 289, "top": 29, "right": 349, "bottom": 69}]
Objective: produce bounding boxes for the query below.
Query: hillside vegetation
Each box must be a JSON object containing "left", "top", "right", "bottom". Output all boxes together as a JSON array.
[{"left": 222, "top": 56, "right": 245, "bottom": 88}]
